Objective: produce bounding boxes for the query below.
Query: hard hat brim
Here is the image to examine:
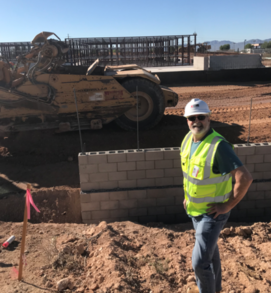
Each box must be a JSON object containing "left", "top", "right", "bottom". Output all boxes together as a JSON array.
[{"left": 184, "top": 111, "right": 211, "bottom": 118}]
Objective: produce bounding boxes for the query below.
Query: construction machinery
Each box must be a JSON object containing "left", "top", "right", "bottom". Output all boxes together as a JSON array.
[{"left": 0, "top": 32, "right": 178, "bottom": 134}]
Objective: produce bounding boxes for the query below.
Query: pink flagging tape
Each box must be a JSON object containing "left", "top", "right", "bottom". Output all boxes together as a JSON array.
[
  {"left": 11, "top": 267, "right": 18, "bottom": 279},
  {"left": 26, "top": 189, "right": 40, "bottom": 220}
]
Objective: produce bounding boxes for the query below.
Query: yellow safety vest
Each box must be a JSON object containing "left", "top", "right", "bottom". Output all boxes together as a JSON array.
[{"left": 180, "top": 129, "right": 233, "bottom": 216}]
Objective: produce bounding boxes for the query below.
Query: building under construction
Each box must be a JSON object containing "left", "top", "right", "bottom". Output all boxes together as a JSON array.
[
  {"left": 65, "top": 33, "right": 197, "bottom": 67},
  {"left": 0, "top": 33, "right": 197, "bottom": 67}
]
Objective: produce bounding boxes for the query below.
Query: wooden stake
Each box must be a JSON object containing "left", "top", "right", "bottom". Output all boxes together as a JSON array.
[{"left": 18, "top": 183, "right": 30, "bottom": 281}]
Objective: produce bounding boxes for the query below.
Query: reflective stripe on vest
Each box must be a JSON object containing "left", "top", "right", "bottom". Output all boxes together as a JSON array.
[
  {"left": 186, "top": 190, "right": 232, "bottom": 203},
  {"left": 183, "top": 171, "right": 231, "bottom": 185}
]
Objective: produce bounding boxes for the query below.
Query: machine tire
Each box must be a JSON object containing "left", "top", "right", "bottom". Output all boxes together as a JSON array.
[{"left": 115, "top": 78, "right": 165, "bottom": 130}]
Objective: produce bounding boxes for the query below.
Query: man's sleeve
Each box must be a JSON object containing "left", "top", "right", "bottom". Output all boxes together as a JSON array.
[{"left": 214, "top": 141, "right": 243, "bottom": 175}]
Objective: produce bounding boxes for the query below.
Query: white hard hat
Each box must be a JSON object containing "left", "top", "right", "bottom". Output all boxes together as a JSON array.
[{"left": 184, "top": 98, "right": 211, "bottom": 117}]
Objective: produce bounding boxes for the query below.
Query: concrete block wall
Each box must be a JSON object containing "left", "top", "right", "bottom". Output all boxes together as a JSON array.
[
  {"left": 79, "top": 143, "right": 271, "bottom": 224},
  {"left": 209, "top": 55, "right": 263, "bottom": 70}
]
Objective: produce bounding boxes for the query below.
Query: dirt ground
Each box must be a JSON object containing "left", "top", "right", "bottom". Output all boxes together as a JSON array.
[
  {"left": 0, "top": 220, "right": 271, "bottom": 293},
  {"left": 0, "top": 81, "right": 271, "bottom": 192}
]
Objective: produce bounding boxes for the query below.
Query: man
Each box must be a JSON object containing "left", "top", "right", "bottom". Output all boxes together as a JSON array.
[{"left": 180, "top": 98, "right": 253, "bottom": 293}]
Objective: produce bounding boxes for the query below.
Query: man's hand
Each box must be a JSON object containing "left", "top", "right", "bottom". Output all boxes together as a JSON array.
[
  {"left": 207, "top": 166, "right": 253, "bottom": 219},
  {"left": 206, "top": 203, "right": 231, "bottom": 219},
  {"left": 183, "top": 199, "right": 187, "bottom": 210}
]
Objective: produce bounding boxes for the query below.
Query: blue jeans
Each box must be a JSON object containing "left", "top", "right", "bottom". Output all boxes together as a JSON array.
[{"left": 190, "top": 211, "right": 230, "bottom": 293}]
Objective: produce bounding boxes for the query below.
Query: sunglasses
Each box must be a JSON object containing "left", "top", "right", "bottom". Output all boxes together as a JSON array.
[{"left": 187, "top": 115, "right": 207, "bottom": 122}]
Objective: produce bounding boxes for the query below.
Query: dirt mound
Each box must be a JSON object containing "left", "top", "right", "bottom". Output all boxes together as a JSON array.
[{"left": 0, "top": 221, "right": 271, "bottom": 292}]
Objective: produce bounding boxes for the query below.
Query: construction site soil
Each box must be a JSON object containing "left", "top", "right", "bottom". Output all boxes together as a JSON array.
[{"left": 1, "top": 82, "right": 271, "bottom": 292}]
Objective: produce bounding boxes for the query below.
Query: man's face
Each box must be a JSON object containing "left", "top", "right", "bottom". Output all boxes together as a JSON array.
[{"left": 187, "top": 114, "right": 210, "bottom": 137}]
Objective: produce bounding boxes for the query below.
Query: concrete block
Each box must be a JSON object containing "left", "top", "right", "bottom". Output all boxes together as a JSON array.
[
  {"left": 127, "top": 152, "right": 145, "bottom": 162},
  {"left": 138, "top": 198, "right": 156, "bottom": 208},
  {"left": 164, "top": 150, "right": 180, "bottom": 159},
  {"left": 88, "top": 154, "right": 107, "bottom": 164},
  {"left": 147, "top": 189, "right": 169, "bottom": 198},
  {"left": 175, "top": 196, "right": 184, "bottom": 205},
  {"left": 148, "top": 207, "right": 165, "bottom": 215},
  {"left": 129, "top": 208, "right": 147, "bottom": 217},
  {"left": 264, "top": 172, "right": 271, "bottom": 179},
  {"left": 265, "top": 191, "right": 271, "bottom": 199},
  {"left": 174, "top": 159, "right": 181, "bottom": 168},
  {"left": 256, "top": 199, "right": 271, "bottom": 208},
  {"left": 146, "top": 169, "right": 164, "bottom": 178},
  {"left": 81, "top": 182, "right": 99, "bottom": 191},
  {"left": 166, "top": 205, "right": 183, "bottom": 214},
  {"left": 78, "top": 154, "right": 88, "bottom": 165},
  {"left": 247, "top": 191, "right": 264, "bottom": 200},
  {"left": 145, "top": 151, "right": 164, "bottom": 161},
  {"left": 118, "top": 180, "right": 137, "bottom": 188},
  {"left": 255, "top": 163, "right": 271, "bottom": 172},
  {"left": 255, "top": 145, "right": 271, "bottom": 155},
  {"left": 83, "top": 219, "right": 100, "bottom": 224},
  {"left": 246, "top": 155, "right": 264, "bottom": 164},
  {"left": 108, "top": 153, "right": 127, "bottom": 163},
  {"left": 90, "top": 192, "right": 110, "bottom": 201},
  {"left": 109, "top": 171, "right": 127, "bottom": 181},
  {"left": 89, "top": 173, "right": 108, "bottom": 183},
  {"left": 165, "top": 187, "right": 184, "bottom": 197},
  {"left": 98, "top": 163, "right": 117, "bottom": 173},
  {"left": 238, "top": 201, "right": 256, "bottom": 209},
  {"left": 138, "top": 215, "right": 157, "bottom": 224},
  {"left": 245, "top": 164, "right": 255, "bottom": 173},
  {"left": 174, "top": 177, "right": 183, "bottom": 185},
  {"left": 91, "top": 210, "right": 110, "bottom": 220},
  {"left": 157, "top": 197, "right": 175, "bottom": 206},
  {"left": 250, "top": 172, "right": 264, "bottom": 180},
  {"left": 176, "top": 213, "right": 190, "bottom": 223},
  {"left": 137, "top": 178, "right": 155, "bottom": 187},
  {"left": 128, "top": 170, "right": 146, "bottom": 180},
  {"left": 101, "top": 201, "right": 119, "bottom": 210},
  {"left": 238, "top": 155, "right": 246, "bottom": 164},
  {"left": 109, "top": 191, "right": 128, "bottom": 200},
  {"left": 80, "top": 173, "right": 89, "bottom": 183},
  {"left": 157, "top": 214, "right": 176, "bottom": 224},
  {"left": 155, "top": 177, "right": 174, "bottom": 186},
  {"left": 264, "top": 154, "right": 271, "bottom": 162},
  {"left": 246, "top": 208, "right": 265, "bottom": 218},
  {"left": 80, "top": 193, "right": 91, "bottom": 203},
  {"left": 137, "top": 161, "right": 154, "bottom": 170},
  {"left": 155, "top": 160, "right": 173, "bottom": 169},
  {"left": 99, "top": 181, "right": 118, "bottom": 190},
  {"left": 118, "top": 162, "right": 136, "bottom": 171},
  {"left": 128, "top": 190, "right": 147, "bottom": 199},
  {"left": 81, "top": 211, "right": 91, "bottom": 220},
  {"left": 229, "top": 209, "right": 247, "bottom": 219},
  {"left": 119, "top": 199, "right": 138, "bottom": 209},
  {"left": 235, "top": 146, "right": 255, "bottom": 156},
  {"left": 248, "top": 183, "right": 256, "bottom": 192},
  {"left": 110, "top": 209, "right": 129, "bottom": 218},
  {"left": 81, "top": 201, "right": 100, "bottom": 212},
  {"left": 79, "top": 164, "right": 98, "bottom": 174},
  {"left": 165, "top": 168, "right": 182, "bottom": 177},
  {"left": 256, "top": 182, "right": 271, "bottom": 191}
]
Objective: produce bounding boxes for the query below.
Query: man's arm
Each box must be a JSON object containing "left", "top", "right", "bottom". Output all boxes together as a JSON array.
[{"left": 206, "top": 165, "right": 253, "bottom": 218}]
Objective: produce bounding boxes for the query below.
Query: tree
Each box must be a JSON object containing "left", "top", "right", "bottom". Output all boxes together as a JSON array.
[
  {"left": 219, "top": 44, "right": 230, "bottom": 50},
  {"left": 245, "top": 43, "right": 253, "bottom": 49},
  {"left": 261, "top": 41, "right": 271, "bottom": 49}
]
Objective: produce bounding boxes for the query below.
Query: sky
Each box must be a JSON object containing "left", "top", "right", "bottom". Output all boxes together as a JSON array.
[{"left": 1, "top": 0, "right": 270, "bottom": 43}]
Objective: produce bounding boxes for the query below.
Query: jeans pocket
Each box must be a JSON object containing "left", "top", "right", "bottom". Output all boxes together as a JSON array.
[{"left": 216, "top": 211, "right": 230, "bottom": 222}]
